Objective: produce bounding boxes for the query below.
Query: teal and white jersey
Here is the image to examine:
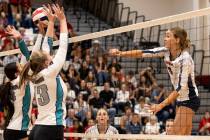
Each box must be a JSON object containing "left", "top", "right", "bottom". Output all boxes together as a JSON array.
[
  {"left": 142, "top": 47, "right": 199, "bottom": 101},
  {"left": 6, "top": 77, "right": 33, "bottom": 131},
  {"left": 31, "top": 33, "right": 68, "bottom": 126}
]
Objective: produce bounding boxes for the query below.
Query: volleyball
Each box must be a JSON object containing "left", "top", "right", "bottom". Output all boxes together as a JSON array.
[{"left": 32, "top": 7, "right": 47, "bottom": 22}]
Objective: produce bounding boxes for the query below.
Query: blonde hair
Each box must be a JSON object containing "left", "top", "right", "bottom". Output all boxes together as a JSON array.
[{"left": 19, "top": 51, "right": 48, "bottom": 86}]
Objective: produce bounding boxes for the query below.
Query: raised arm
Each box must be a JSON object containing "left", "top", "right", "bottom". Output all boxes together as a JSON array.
[
  {"left": 46, "top": 4, "right": 68, "bottom": 76},
  {"left": 41, "top": 4, "right": 56, "bottom": 54},
  {"left": 31, "top": 21, "right": 46, "bottom": 53},
  {"left": 5, "top": 26, "right": 30, "bottom": 64},
  {"left": 109, "top": 47, "right": 168, "bottom": 58}
]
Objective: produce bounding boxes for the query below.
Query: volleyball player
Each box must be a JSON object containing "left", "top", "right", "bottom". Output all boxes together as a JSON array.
[
  {"left": 109, "top": 27, "right": 200, "bottom": 135},
  {"left": 1, "top": 10, "right": 55, "bottom": 139},
  {"left": 18, "top": 4, "right": 68, "bottom": 140},
  {"left": 0, "top": 25, "right": 34, "bottom": 140},
  {"left": 85, "top": 108, "right": 119, "bottom": 140}
]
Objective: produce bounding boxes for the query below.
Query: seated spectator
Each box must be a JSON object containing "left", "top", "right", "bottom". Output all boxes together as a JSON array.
[
  {"left": 73, "top": 94, "right": 88, "bottom": 122},
  {"left": 134, "top": 97, "right": 151, "bottom": 126},
  {"left": 79, "top": 60, "right": 90, "bottom": 80},
  {"left": 120, "top": 106, "right": 133, "bottom": 127},
  {"left": 199, "top": 111, "right": 210, "bottom": 135},
  {"left": 66, "top": 109, "right": 78, "bottom": 128},
  {"left": 90, "top": 40, "right": 105, "bottom": 62},
  {"left": 82, "top": 110, "right": 94, "bottom": 129},
  {"left": 85, "top": 54, "right": 95, "bottom": 72},
  {"left": 88, "top": 89, "right": 104, "bottom": 118},
  {"left": 71, "top": 56, "right": 81, "bottom": 72},
  {"left": 117, "top": 116, "right": 127, "bottom": 134},
  {"left": 114, "top": 83, "right": 130, "bottom": 114},
  {"left": 135, "top": 67, "right": 157, "bottom": 101},
  {"left": 107, "top": 58, "right": 122, "bottom": 72},
  {"left": 84, "top": 119, "right": 95, "bottom": 132},
  {"left": 85, "top": 70, "right": 96, "bottom": 86},
  {"left": 78, "top": 80, "right": 91, "bottom": 102},
  {"left": 145, "top": 115, "right": 160, "bottom": 134},
  {"left": 126, "top": 113, "right": 142, "bottom": 134},
  {"left": 66, "top": 64, "right": 79, "bottom": 93},
  {"left": 67, "top": 120, "right": 83, "bottom": 140},
  {"left": 126, "top": 70, "right": 137, "bottom": 88},
  {"left": 85, "top": 108, "right": 118, "bottom": 139},
  {"left": 107, "top": 66, "right": 121, "bottom": 89},
  {"left": 66, "top": 83, "right": 76, "bottom": 109},
  {"left": 161, "top": 119, "right": 174, "bottom": 135},
  {"left": 99, "top": 82, "right": 116, "bottom": 123},
  {"left": 96, "top": 56, "right": 109, "bottom": 86}
]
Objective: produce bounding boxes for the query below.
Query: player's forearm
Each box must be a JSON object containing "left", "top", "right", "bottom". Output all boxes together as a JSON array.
[
  {"left": 45, "top": 21, "right": 54, "bottom": 38},
  {"left": 120, "top": 50, "right": 142, "bottom": 57},
  {"left": 60, "top": 18, "right": 68, "bottom": 34},
  {"left": 159, "top": 91, "right": 178, "bottom": 109}
]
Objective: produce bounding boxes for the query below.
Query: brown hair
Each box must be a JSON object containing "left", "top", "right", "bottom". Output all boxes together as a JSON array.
[
  {"left": 170, "top": 27, "right": 190, "bottom": 50},
  {"left": 19, "top": 51, "right": 48, "bottom": 86}
]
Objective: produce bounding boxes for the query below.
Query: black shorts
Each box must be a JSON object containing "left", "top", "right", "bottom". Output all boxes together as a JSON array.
[
  {"left": 3, "top": 129, "right": 27, "bottom": 140},
  {"left": 29, "top": 125, "right": 64, "bottom": 140},
  {"left": 176, "top": 97, "right": 200, "bottom": 112}
]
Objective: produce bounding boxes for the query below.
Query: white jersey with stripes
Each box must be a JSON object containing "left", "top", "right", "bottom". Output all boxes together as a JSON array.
[
  {"left": 6, "top": 77, "right": 33, "bottom": 131},
  {"left": 84, "top": 125, "right": 119, "bottom": 140},
  {"left": 142, "top": 47, "right": 199, "bottom": 101},
  {"left": 30, "top": 33, "right": 68, "bottom": 126}
]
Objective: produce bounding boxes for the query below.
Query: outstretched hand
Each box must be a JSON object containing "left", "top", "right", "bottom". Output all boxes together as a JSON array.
[
  {"left": 150, "top": 104, "right": 162, "bottom": 114},
  {"left": 5, "top": 25, "right": 22, "bottom": 40},
  {"left": 108, "top": 49, "right": 121, "bottom": 57},
  {"left": 43, "top": 4, "right": 56, "bottom": 22},
  {"left": 51, "top": 4, "right": 66, "bottom": 21}
]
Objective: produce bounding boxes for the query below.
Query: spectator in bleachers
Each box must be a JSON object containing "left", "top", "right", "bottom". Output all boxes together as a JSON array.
[
  {"left": 115, "top": 83, "right": 130, "bottom": 114},
  {"left": 126, "top": 113, "right": 142, "bottom": 134},
  {"left": 67, "top": 120, "right": 83, "bottom": 140},
  {"left": 135, "top": 67, "right": 157, "bottom": 102},
  {"left": 199, "top": 111, "right": 210, "bottom": 135},
  {"left": 134, "top": 97, "right": 151, "bottom": 126},
  {"left": 71, "top": 55, "right": 81, "bottom": 71},
  {"left": 88, "top": 89, "right": 105, "bottom": 118},
  {"left": 107, "top": 58, "right": 122, "bottom": 73},
  {"left": 126, "top": 70, "right": 137, "bottom": 88},
  {"left": 85, "top": 70, "right": 96, "bottom": 86},
  {"left": 118, "top": 115, "right": 127, "bottom": 134},
  {"left": 161, "top": 119, "right": 174, "bottom": 135},
  {"left": 108, "top": 66, "right": 121, "bottom": 89},
  {"left": 79, "top": 60, "right": 90, "bottom": 80},
  {"left": 96, "top": 56, "right": 109, "bottom": 86},
  {"left": 66, "top": 64, "right": 79, "bottom": 93},
  {"left": 120, "top": 106, "right": 133, "bottom": 128},
  {"left": 82, "top": 110, "right": 94, "bottom": 129},
  {"left": 66, "top": 83, "right": 76, "bottom": 109},
  {"left": 90, "top": 40, "right": 105, "bottom": 62},
  {"left": 66, "top": 109, "right": 78, "bottom": 128},
  {"left": 85, "top": 54, "right": 95, "bottom": 72},
  {"left": 145, "top": 115, "right": 160, "bottom": 134},
  {"left": 73, "top": 94, "right": 88, "bottom": 122},
  {"left": 79, "top": 80, "right": 91, "bottom": 102},
  {"left": 99, "top": 82, "right": 116, "bottom": 123},
  {"left": 84, "top": 119, "right": 95, "bottom": 132},
  {"left": 0, "top": 11, "right": 8, "bottom": 26}
]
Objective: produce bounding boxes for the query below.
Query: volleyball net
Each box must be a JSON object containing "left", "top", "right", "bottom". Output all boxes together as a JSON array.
[{"left": 0, "top": 6, "right": 210, "bottom": 140}]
